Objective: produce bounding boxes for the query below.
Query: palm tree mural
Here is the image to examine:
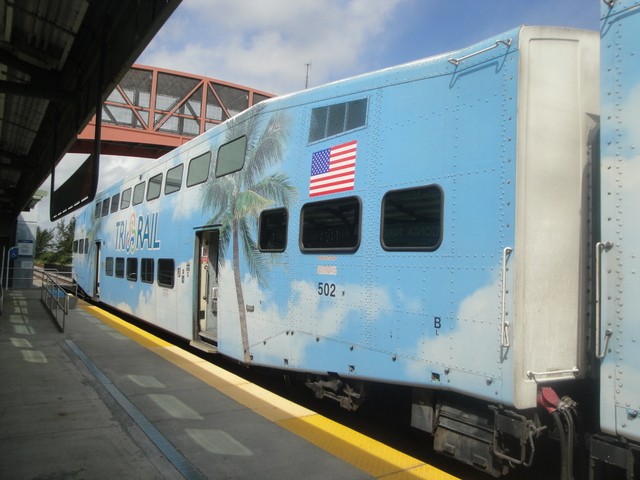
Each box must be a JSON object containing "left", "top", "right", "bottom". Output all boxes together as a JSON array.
[{"left": 202, "top": 105, "right": 295, "bottom": 363}]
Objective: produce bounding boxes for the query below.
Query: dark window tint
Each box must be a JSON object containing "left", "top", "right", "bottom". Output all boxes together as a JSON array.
[
  {"left": 132, "top": 182, "right": 145, "bottom": 206},
  {"left": 157, "top": 259, "right": 175, "bottom": 288},
  {"left": 120, "top": 188, "right": 132, "bottom": 209},
  {"left": 105, "top": 257, "right": 114, "bottom": 276},
  {"left": 78, "top": 238, "right": 84, "bottom": 254},
  {"left": 300, "top": 197, "right": 360, "bottom": 252},
  {"left": 187, "top": 152, "right": 210, "bottom": 187},
  {"left": 126, "top": 258, "right": 138, "bottom": 281},
  {"left": 259, "top": 208, "right": 288, "bottom": 252},
  {"left": 101, "top": 199, "right": 110, "bottom": 216},
  {"left": 73, "top": 240, "right": 78, "bottom": 253},
  {"left": 309, "top": 98, "right": 367, "bottom": 143},
  {"left": 110, "top": 193, "right": 120, "bottom": 213},
  {"left": 94, "top": 201, "right": 101, "bottom": 218},
  {"left": 147, "top": 173, "right": 162, "bottom": 201},
  {"left": 165, "top": 164, "right": 183, "bottom": 195},
  {"left": 381, "top": 185, "right": 443, "bottom": 251},
  {"left": 216, "top": 136, "right": 246, "bottom": 177},
  {"left": 141, "top": 258, "right": 154, "bottom": 283},
  {"left": 115, "top": 257, "right": 125, "bottom": 278}
]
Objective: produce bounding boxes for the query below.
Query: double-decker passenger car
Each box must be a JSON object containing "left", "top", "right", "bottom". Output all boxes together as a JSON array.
[{"left": 74, "top": 2, "right": 640, "bottom": 476}]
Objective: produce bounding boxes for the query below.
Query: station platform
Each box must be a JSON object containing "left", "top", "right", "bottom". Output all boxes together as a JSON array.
[{"left": 0, "top": 289, "right": 457, "bottom": 480}]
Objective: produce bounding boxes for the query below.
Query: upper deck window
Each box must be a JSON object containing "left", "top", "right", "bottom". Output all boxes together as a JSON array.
[
  {"left": 165, "top": 164, "right": 183, "bottom": 195},
  {"left": 147, "top": 173, "right": 162, "bottom": 201},
  {"left": 187, "top": 152, "right": 211, "bottom": 187},
  {"left": 101, "top": 198, "right": 110, "bottom": 217},
  {"left": 381, "top": 185, "right": 443, "bottom": 251},
  {"left": 110, "top": 193, "right": 120, "bottom": 213},
  {"left": 216, "top": 136, "right": 247, "bottom": 177},
  {"left": 120, "top": 188, "right": 132, "bottom": 209},
  {"left": 132, "top": 181, "right": 145, "bottom": 206},
  {"left": 309, "top": 98, "right": 367, "bottom": 143}
]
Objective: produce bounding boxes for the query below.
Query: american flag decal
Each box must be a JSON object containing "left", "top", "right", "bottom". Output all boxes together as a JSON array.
[{"left": 309, "top": 140, "right": 357, "bottom": 197}]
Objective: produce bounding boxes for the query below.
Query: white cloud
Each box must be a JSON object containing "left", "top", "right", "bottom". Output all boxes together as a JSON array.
[
  {"left": 405, "top": 269, "right": 502, "bottom": 379},
  {"left": 138, "top": 0, "right": 407, "bottom": 94},
  {"left": 96, "top": 156, "right": 150, "bottom": 192},
  {"left": 213, "top": 262, "right": 392, "bottom": 365}
]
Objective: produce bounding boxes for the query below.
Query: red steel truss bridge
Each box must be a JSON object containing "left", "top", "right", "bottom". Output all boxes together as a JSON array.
[{"left": 70, "top": 64, "right": 274, "bottom": 159}]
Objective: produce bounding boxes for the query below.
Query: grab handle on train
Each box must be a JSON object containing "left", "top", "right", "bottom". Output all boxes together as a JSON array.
[
  {"left": 595, "top": 241, "right": 613, "bottom": 360},
  {"left": 500, "top": 246, "right": 513, "bottom": 348},
  {"left": 448, "top": 38, "right": 512, "bottom": 66}
]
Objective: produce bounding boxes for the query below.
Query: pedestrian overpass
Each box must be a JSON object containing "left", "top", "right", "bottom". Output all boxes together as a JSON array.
[{"left": 70, "top": 64, "right": 274, "bottom": 159}]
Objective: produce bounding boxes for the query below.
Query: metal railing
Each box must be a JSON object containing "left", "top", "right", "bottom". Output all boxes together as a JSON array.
[{"left": 38, "top": 268, "right": 78, "bottom": 332}]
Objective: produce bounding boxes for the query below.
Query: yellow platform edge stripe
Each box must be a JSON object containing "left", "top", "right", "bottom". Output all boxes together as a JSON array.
[{"left": 80, "top": 302, "right": 460, "bottom": 480}]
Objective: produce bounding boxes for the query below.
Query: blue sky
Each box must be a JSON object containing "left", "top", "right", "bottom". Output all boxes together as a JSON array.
[
  {"left": 138, "top": 0, "right": 600, "bottom": 94},
  {"left": 34, "top": 0, "right": 602, "bottom": 228}
]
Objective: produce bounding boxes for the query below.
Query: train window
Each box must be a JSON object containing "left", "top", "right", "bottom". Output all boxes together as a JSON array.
[
  {"left": 141, "top": 258, "right": 154, "bottom": 283},
  {"left": 120, "top": 188, "right": 132, "bottom": 209},
  {"left": 132, "top": 181, "right": 145, "bottom": 206},
  {"left": 381, "top": 185, "right": 443, "bottom": 251},
  {"left": 94, "top": 201, "right": 101, "bottom": 218},
  {"left": 115, "top": 257, "right": 125, "bottom": 278},
  {"left": 78, "top": 238, "right": 84, "bottom": 254},
  {"left": 85, "top": 238, "right": 89, "bottom": 253},
  {"left": 157, "top": 259, "right": 175, "bottom": 288},
  {"left": 165, "top": 164, "right": 183, "bottom": 195},
  {"left": 259, "top": 208, "right": 288, "bottom": 252},
  {"left": 309, "top": 98, "right": 368, "bottom": 143},
  {"left": 105, "top": 257, "right": 114, "bottom": 276},
  {"left": 300, "top": 196, "right": 361, "bottom": 252},
  {"left": 101, "top": 198, "right": 110, "bottom": 217},
  {"left": 216, "top": 136, "right": 246, "bottom": 177},
  {"left": 73, "top": 240, "right": 78, "bottom": 253},
  {"left": 126, "top": 258, "right": 138, "bottom": 282},
  {"left": 187, "top": 152, "right": 211, "bottom": 187},
  {"left": 110, "top": 193, "right": 120, "bottom": 213},
  {"left": 147, "top": 173, "right": 162, "bottom": 201}
]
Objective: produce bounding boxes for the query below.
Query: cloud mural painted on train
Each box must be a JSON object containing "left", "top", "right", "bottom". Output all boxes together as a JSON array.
[
  {"left": 201, "top": 106, "right": 295, "bottom": 362},
  {"left": 214, "top": 263, "right": 392, "bottom": 367},
  {"left": 404, "top": 268, "right": 503, "bottom": 380}
]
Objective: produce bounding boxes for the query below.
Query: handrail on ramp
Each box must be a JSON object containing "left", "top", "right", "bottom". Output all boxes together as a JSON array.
[{"left": 39, "top": 268, "right": 78, "bottom": 332}]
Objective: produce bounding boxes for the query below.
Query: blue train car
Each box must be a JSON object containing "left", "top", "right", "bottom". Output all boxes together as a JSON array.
[
  {"left": 595, "top": 0, "right": 640, "bottom": 474},
  {"left": 72, "top": 5, "right": 640, "bottom": 476}
]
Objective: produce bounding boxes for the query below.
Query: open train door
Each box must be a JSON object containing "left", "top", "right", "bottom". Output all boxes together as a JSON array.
[
  {"left": 93, "top": 241, "right": 101, "bottom": 299},
  {"left": 191, "top": 229, "right": 219, "bottom": 353}
]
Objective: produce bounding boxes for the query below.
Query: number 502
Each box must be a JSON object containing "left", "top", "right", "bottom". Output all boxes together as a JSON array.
[{"left": 317, "top": 282, "right": 336, "bottom": 297}]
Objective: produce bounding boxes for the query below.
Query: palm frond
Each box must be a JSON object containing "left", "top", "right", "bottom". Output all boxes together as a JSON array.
[
  {"left": 238, "top": 217, "right": 269, "bottom": 285},
  {"left": 209, "top": 210, "right": 233, "bottom": 262},
  {"left": 202, "top": 175, "right": 235, "bottom": 219},
  {"left": 234, "top": 189, "right": 272, "bottom": 221},
  {"left": 251, "top": 173, "right": 297, "bottom": 207},
  {"left": 243, "top": 112, "right": 290, "bottom": 187}
]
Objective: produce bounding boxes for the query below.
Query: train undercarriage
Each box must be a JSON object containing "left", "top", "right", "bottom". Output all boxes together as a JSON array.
[{"left": 301, "top": 372, "right": 640, "bottom": 479}]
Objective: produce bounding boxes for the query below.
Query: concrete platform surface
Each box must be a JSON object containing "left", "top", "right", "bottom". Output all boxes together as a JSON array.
[
  {"left": 0, "top": 289, "right": 376, "bottom": 480},
  {"left": 0, "top": 289, "right": 458, "bottom": 480}
]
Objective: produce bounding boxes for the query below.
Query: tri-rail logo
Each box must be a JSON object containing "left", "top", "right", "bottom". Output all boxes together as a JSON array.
[{"left": 115, "top": 211, "right": 161, "bottom": 254}]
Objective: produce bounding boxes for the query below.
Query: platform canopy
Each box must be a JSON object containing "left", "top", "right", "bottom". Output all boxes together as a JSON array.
[{"left": 0, "top": 0, "right": 181, "bottom": 226}]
